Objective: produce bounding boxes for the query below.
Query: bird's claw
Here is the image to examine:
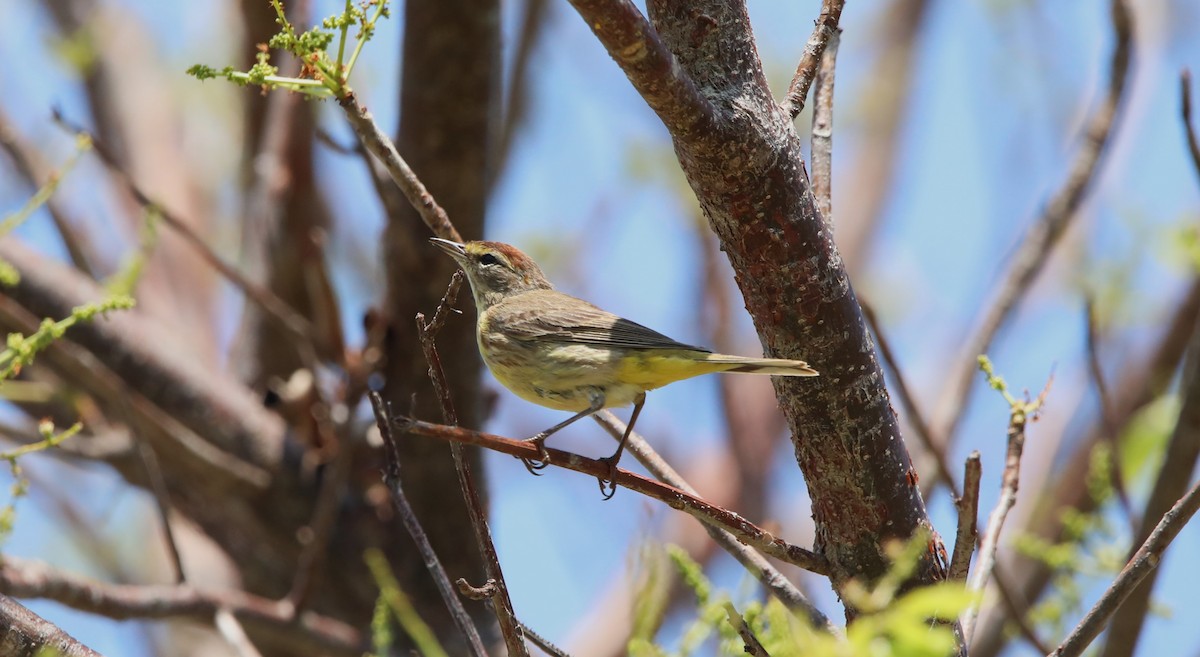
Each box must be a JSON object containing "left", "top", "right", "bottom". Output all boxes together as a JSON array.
[
  {"left": 519, "top": 436, "right": 551, "bottom": 475},
  {"left": 596, "top": 456, "right": 620, "bottom": 500}
]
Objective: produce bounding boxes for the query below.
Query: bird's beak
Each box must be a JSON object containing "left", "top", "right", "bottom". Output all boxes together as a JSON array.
[{"left": 430, "top": 237, "right": 467, "bottom": 264}]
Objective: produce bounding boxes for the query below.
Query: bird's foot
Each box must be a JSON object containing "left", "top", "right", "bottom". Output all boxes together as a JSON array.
[
  {"left": 519, "top": 435, "right": 551, "bottom": 475},
  {"left": 596, "top": 455, "right": 620, "bottom": 500}
]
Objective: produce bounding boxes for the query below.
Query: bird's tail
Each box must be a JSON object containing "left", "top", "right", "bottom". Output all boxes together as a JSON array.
[{"left": 700, "top": 353, "right": 818, "bottom": 376}]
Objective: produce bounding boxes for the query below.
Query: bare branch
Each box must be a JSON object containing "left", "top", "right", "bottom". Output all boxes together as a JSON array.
[
  {"left": 335, "top": 94, "right": 461, "bottom": 242},
  {"left": 782, "top": 0, "right": 846, "bottom": 118},
  {"left": 961, "top": 370, "right": 1049, "bottom": 642},
  {"left": 367, "top": 393, "right": 490, "bottom": 657},
  {"left": 1084, "top": 297, "right": 1136, "bottom": 527},
  {"left": 932, "top": 0, "right": 1134, "bottom": 446},
  {"left": 402, "top": 417, "right": 831, "bottom": 577},
  {"left": 564, "top": 0, "right": 716, "bottom": 136},
  {"left": 0, "top": 557, "right": 362, "bottom": 657},
  {"left": 0, "top": 594, "right": 102, "bottom": 657},
  {"left": 971, "top": 278, "right": 1200, "bottom": 657},
  {"left": 136, "top": 440, "right": 186, "bottom": 584},
  {"left": 1098, "top": 299, "right": 1200, "bottom": 657},
  {"left": 0, "top": 239, "right": 285, "bottom": 476},
  {"left": 415, "top": 274, "right": 529, "bottom": 657},
  {"left": 51, "top": 112, "right": 326, "bottom": 367},
  {"left": 724, "top": 602, "right": 771, "bottom": 657},
  {"left": 1183, "top": 69, "right": 1200, "bottom": 186},
  {"left": 592, "top": 411, "right": 833, "bottom": 631},
  {"left": 0, "top": 109, "right": 100, "bottom": 276},
  {"left": 810, "top": 28, "right": 841, "bottom": 223},
  {"left": 515, "top": 619, "right": 571, "bottom": 657},
  {"left": 1052, "top": 479, "right": 1200, "bottom": 657},
  {"left": 215, "top": 608, "right": 265, "bottom": 657},
  {"left": 949, "top": 451, "right": 980, "bottom": 582}
]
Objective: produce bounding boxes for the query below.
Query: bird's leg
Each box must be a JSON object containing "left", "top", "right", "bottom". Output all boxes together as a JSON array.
[
  {"left": 597, "top": 392, "right": 645, "bottom": 500},
  {"left": 521, "top": 390, "right": 606, "bottom": 474}
]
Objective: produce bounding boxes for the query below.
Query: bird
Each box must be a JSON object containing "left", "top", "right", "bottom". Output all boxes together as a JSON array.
[{"left": 431, "top": 237, "right": 818, "bottom": 497}]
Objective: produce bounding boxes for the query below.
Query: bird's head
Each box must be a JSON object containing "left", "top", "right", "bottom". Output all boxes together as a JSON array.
[{"left": 431, "top": 238, "right": 553, "bottom": 311}]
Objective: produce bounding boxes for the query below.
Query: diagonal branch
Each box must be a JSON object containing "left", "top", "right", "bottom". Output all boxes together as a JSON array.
[
  {"left": 1051, "top": 479, "right": 1200, "bottom": 657},
  {"left": 782, "top": 0, "right": 846, "bottom": 119},
  {"left": 931, "top": 0, "right": 1134, "bottom": 447},
  {"left": 0, "top": 593, "right": 102, "bottom": 657},
  {"left": 592, "top": 412, "right": 833, "bottom": 631},
  {"left": 401, "top": 417, "right": 831, "bottom": 577},
  {"left": 564, "top": 0, "right": 716, "bottom": 136}
]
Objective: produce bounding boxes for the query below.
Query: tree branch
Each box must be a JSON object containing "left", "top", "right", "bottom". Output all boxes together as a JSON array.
[
  {"left": 948, "top": 451, "right": 980, "bottom": 582},
  {"left": 810, "top": 28, "right": 840, "bottom": 223},
  {"left": 961, "top": 370, "right": 1049, "bottom": 642},
  {"left": 931, "top": 0, "right": 1134, "bottom": 447},
  {"left": 400, "top": 417, "right": 831, "bottom": 577},
  {"left": 0, "top": 594, "right": 102, "bottom": 657},
  {"left": 335, "top": 94, "right": 461, "bottom": 242},
  {"left": 782, "top": 0, "right": 846, "bottom": 119},
  {"left": 564, "top": 0, "right": 716, "bottom": 137},
  {"left": 1051, "top": 479, "right": 1200, "bottom": 657},
  {"left": 414, "top": 274, "right": 529, "bottom": 657},
  {"left": 1097, "top": 287, "right": 1200, "bottom": 657},
  {"left": 0, "top": 557, "right": 362, "bottom": 657},
  {"left": 368, "top": 393, "right": 489, "bottom": 657},
  {"left": 592, "top": 411, "right": 833, "bottom": 630}
]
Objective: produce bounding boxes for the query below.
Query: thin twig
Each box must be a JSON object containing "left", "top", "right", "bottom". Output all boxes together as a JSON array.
[
  {"left": 491, "top": 0, "right": 549, "bottom": 190},
  {"left": 1097, "top": 300, "right": 1200, "bottom": 657},
  {"left": 1084, "top": 297, "right": 1136, "bottom": 528},
  {"left": 811, "top": 28, "right": 840, "bottom": 226},
  {"left": 1183, "top": 69, "right": 1200, "bottom": 186},
  {"left": 862, "top": 299, "right": 960, "bottom": 497},
  {"left": 931, "top": 0, "right": 1134, "bottom": 449},
  {"left": 969, "top": 278, "right": 1200, "bottom": 657},
  {"left": 215, "top": 607, "right": 265, "bottom": 657},
  {"left": 0, "top": 556, "right": 362, "bottom": 657},
  {"left": 592, "top": 411, "right": 833, "bottom": 631},
  {"left": 1051, "top": 479, "right": 1200, "bottom": 657},
  {"left": 415, "top": 273, "right": 529, "bottom": 657},
  {"left": 0, "top": 109, "right": 99, "bottom": 276},
  {"left": 50, "top": 111, "right": 325, "bottom": 368},
  {"left": 402, "top": 416, "right": 831, "bottom": 578},
  {"left": 782, "top": 0, "right": 846, "bottom": 118},
  {"left": 367, "top": 392, "right": 489, "bottom": 657},
  {"left": 991, "top": 562, "right": 1052, "bottom": 655},
  {"left": 136, "top": 440, "right": 187, "bottom": 584},
  {"left": 285, "top": 424, "right": 351, "bottom": 616},
  {"left": 335, "top": 94, "right": 461, "bottom": 242},
  {"left": 516, "top": 619, "right": 571, "bottom": 657},
  {"left": 961, "top": 373, "right": 1050, "bottom": 642},
  {"left": 949, "top": 451, "right": 980, "bottom": 582},
  {"left": 724, "top": 601, "right": 771, "bottom": 657}
]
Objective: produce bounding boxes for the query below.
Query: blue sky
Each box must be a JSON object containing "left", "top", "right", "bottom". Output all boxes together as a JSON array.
[{"left": 1, "top": 0, "right": 1199, "bottom": 655}]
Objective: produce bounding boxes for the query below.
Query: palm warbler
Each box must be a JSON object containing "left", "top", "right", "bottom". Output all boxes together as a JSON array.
[{"left": 432, "top": 238, "right": 817, "bottom": 495}]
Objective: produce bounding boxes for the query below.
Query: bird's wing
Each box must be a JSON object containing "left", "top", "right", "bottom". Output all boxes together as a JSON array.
[{"left": 496, "top": 290, "right": 711, "bottom": 352}]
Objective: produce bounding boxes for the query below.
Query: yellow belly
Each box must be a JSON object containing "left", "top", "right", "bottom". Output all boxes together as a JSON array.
[{"left": 477, "top": 323, "right": 723, "bottom": 412}]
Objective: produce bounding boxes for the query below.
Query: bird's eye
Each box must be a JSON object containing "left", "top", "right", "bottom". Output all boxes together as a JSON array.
[{"left": 479, "top": 253, "right": 501, "bottom": 267}]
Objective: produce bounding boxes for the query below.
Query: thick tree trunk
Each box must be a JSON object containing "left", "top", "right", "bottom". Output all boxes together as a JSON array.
[{"left": 569, "top": 0, "right": 948, "bottom": 610}]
